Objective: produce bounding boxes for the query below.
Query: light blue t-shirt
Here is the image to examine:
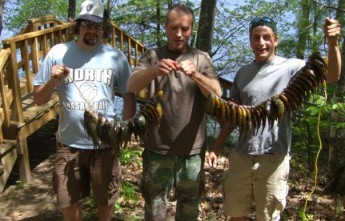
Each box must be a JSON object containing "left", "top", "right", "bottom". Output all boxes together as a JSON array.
[
  {"left": 231, "top": 56, "right": 305, "bottom": 155},
  {"left": 33, "top": 40, "right": 131, "bottom": 149}
]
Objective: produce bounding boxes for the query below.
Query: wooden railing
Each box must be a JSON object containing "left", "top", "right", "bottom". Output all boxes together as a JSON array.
[{"left": 0, "top": 15, "right": 232, "bottom": 192}]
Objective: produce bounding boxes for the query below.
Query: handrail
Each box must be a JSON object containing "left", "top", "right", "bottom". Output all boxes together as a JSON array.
[
  {"left": 19, "top": 15, "right": 65, "bottom": 34},
  {"left": 0, "top": 48, "right": 11, "bottom": 127},
  {"left": 3, "top": 24, "right": 73, "bottom": 44},
  {"left": 1, "top": 23, "right": 73, "bottom": 125},
  {"left": 109, "top": 20, "right": 146, "bottom": 66}
]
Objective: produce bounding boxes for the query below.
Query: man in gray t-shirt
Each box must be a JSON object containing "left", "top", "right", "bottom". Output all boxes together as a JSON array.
[{"left": 207, "top": 16, "right": 341, "bottom": 220}]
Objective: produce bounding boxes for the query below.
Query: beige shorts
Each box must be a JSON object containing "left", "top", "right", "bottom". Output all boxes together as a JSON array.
[
  {"left": 222, "top": 150, "right": 290, "bottom": 220},
  {"left": 53, "top": 143, "right": 122, "bottom": 209}
]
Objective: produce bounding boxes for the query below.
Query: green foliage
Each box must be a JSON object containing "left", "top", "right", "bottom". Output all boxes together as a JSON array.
[
  {"left": 3, "top": 0, "right": 70, "bottom": 35},
  {"left": 299, "top": 209, "right": 314, "bottom": 221},
  {"left": 334, "top": 195, "right": 345, "bottom": 218},
  {"left": 114, "top": 181, "right": 140, "bottom": 218},
  {"left": 115, "top": 145, "right": 142, "bottom": 215},
  {"left": 291, "top": 82, "right": 345, "bottom": 163},
  {"left": 120, "top": 146, "right": 143, "bottom": 166},
  {"left": 303, "top": 92, "right": 345, "bottom": 129},
  {"left": 79, "top": 145, "right": 143, "bottom": 218},
  {"left": 119, "top": 181, "right": 139, "bottom": 204},
  {"left": 114, "top": 0, "right": 167, "bottom": 47},
  {"left": 114, "top": 181, "right": 141, "bottom": 221}
]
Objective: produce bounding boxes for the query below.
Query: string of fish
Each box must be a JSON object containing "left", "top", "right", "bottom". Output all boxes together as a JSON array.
[
  {"left": 83, "top": 89, "right": 164, "bottom": 151},
  {"left": 56, "top": 74, "right": 163, "bottom": 151},
  {"left": 206, "top": 51, "right": 327, "bottom": 139}
]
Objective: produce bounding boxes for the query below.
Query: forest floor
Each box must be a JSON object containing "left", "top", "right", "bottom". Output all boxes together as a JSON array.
[{"left": 0, "top": 119, "right": 344, "bottom": 221}]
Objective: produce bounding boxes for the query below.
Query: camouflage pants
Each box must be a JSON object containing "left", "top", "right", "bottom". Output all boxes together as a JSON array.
[{"left": 140, "top": 149, "right": 205, "bottom": 221}]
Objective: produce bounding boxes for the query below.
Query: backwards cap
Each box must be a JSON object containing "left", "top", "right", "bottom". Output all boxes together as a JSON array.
[
  {"left": 249, "top": 16, "right": 277, "bottom": 34},
  {"left": 76, "top": 0, "right": 105, "bottom": 23}
]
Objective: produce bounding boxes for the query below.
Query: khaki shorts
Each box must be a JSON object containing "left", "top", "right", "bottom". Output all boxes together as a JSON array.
[
  {"left": 53, "top": 143, "right": 121, "bottom": 209},
  {"left": 222, "top": 150, "right": 289, "bottom": 221}
]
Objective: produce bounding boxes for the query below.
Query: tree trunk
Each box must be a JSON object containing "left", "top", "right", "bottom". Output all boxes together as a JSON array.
[
  {"left": 0, "top": 0, "right": 4, "bottom": 37},
  {"left": 296, "top": 0, "right": 310, "bottom": 59},
  {"left": 68, "top": 0, "right": 76, "bottom": 20},
  {"left": 326, "top": 0, "right": 345, "bottom": 194},
  {"left": 195, "top": 0, "right": 217, "bottom": 55},
  {"left": 156, "top": 1, "right": 161, "bottom": 46}
]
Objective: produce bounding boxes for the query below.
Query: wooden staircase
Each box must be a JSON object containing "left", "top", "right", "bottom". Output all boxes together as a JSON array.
[{"left": 0, "top": 15, "right": 232, "bottom": 193}]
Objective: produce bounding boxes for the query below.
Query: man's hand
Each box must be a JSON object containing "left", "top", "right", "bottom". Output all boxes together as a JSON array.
[
  {"left": 156, "top": 59, "right": 179, "bottom": 77},
  {"left": 52, "top": 64, "right": 69, "bottom": 80},
  {"left": 324, "top": 17, "right": 341, "bottom": 45},
  {"left": 207, "top": 150, "right": 219, "bottom": 168}
]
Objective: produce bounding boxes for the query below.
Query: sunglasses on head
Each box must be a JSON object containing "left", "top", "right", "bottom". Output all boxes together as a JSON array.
[
  {"left": 81, "top": 20, "right": 104, "bottom": 31},
  {"left": 249, "top": 16, "right": 277, "bottom": 33},
  {"left": 168, "top": 3, "right": 194, "bottom": 14}
]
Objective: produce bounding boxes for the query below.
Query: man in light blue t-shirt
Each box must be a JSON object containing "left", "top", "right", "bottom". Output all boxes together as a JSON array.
[{"left": 33, "top": 1, "right": 136, "bottom": 220}]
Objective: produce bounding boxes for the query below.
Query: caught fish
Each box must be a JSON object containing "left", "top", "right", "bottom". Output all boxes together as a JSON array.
[
  {"left": 84, "top": 108, "right": 101, "bottom": 147},
  {"left": 207, "top": 52, "right": 327, "bottom": 138},
  {"left": 84, "top": 90, "right": 164, "bottom": 151}
]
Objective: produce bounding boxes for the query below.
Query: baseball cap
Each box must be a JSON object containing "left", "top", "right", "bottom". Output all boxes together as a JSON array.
[
  {"left": 76, "top": 0, "right": 105, "bottom": 23},
  {"left": 249, "top": 16, "right": 277, "bottom": 34}
]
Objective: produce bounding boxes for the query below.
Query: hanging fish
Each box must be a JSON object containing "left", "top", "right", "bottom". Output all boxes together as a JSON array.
[
  {"left": 84, "top": 90, "right": 164, "bottom": 149},
  {"left": 207, "top": 51, "right": 327, "bottom": 138}
]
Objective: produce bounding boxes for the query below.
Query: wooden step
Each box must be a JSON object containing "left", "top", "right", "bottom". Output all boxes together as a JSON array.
[{"left": 0, "top": 139, "right": 17, "bottom": 193}]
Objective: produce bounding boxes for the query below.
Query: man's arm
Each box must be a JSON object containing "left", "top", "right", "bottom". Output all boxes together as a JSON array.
[
  {"left": 122, "top": 92, "right": 136, "bottom": 121},
  {"left": 33, "top": 80, "right": 57, "bottom": 105},
  {"left": 126, "top": 66, "right": 157, "bottom": 93},
  {"left": 191, "top": 72, "right": 222, "bottom": 97},
  {"left": 207, "top": 119, "right": 235, "bottom": 168},
  {"left": 33, "top": 65, "right": 69, "bottom": 105},
  {"left": 127, "top": 58, "right": 181, "bottom": 93},
  {"left": 179, "top": 59, "right": 222, "bottom": 97},
  {"left": 324, "top": 17, "right": 341, "bottom": 83}
]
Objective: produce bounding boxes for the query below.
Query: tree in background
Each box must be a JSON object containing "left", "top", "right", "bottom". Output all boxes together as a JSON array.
[
  {"left": 115, "top": 0, "right": 174, "bottom": 48},
  {"left": 67, "top": 0, "right": 76, "bottom": 20},
  {"left": 2, "top": 0, "right": 69, "bottom": 34},
  {"left": 0, "top": 0, "right": 4, "bottom": 37},
  {"left": 195, "top": 0, "right": 216, "bottom": 55}
]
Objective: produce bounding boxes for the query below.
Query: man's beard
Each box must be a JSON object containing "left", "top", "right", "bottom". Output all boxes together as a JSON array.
[{"left": 83, "top": 34, "right": 99, "bottom": 46}]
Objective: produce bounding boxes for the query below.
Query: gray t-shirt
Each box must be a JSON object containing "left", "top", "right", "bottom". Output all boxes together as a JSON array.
[
  {"left": 33, "top": 40, "right": 131, "bottom": 149},
  {"left": 133, "top": 45, "right": 217, "bottom": 156},
  {"left": 231, "top": 56, "right": 305, "bottom": 155}
]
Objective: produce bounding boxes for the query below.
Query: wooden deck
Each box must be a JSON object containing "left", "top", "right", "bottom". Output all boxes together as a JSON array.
[{"left": 0, "top": 15, "right": 232, "bottom": 192}]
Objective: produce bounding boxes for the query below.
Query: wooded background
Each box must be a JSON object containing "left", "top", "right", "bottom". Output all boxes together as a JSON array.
[{"left": 1, "top": 0, "right": 345, "bottom": 197}]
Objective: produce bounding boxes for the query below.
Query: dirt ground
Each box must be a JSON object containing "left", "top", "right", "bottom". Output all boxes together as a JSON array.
[{"left": 0, "top": 119, "right": 344, "bottom": 221}]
